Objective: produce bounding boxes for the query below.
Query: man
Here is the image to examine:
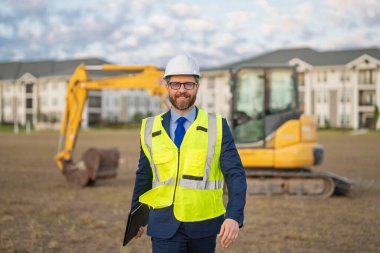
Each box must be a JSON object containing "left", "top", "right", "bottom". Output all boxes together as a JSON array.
[{"left": 131, "top": 54, "right": 246, "bottom": 253}]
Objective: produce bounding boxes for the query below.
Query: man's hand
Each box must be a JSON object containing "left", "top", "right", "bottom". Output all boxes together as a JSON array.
[
  {"left": 217, "top": 218, "right": 239, "bottom": 248},
  {"left": 134, "top": 226, "right": 145, "bottom": 239}
]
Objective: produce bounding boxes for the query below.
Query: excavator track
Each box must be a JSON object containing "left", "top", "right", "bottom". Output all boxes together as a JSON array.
[{"left": 245, "top": 168, "right": 352, "bottom": 198}]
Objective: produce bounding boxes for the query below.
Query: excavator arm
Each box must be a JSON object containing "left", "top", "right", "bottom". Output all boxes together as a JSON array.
[{"left": 55, "top": 64, "right": 166, "bottom": 186}]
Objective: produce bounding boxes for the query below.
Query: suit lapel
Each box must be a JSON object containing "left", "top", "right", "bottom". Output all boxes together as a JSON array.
[{"left": 161, "top": 110, "right": 171, "bottom": 138}]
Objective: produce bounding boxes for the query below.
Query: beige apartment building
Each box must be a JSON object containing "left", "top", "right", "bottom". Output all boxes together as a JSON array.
[{"left": 1, "top": 47, "right": 379, "bottom": 130}]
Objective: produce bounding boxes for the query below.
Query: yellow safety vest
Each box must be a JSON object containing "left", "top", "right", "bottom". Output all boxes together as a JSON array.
[{"left": 139, "top": 109, "right": 225, "bottom": 222}]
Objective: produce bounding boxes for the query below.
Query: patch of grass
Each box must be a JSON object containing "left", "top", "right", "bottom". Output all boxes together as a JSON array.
[{"left": 0, "top": 123, "right": 27, "bottom": 133}]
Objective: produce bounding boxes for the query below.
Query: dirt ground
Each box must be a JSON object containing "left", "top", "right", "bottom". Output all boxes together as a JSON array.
[{"left": 0, "top": 129, "right": 379, "bottom": 253}]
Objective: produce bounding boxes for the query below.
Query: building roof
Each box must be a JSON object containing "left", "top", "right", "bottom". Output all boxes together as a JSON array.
[
  {"left": 0, "top": 58, "right": 109, "bottom": 80},
  {"left": 226, "top": 47, "right": 380, "bottom": 69},
  {"left": 2, "top": 47, "right": 380, "bottom": 80}
]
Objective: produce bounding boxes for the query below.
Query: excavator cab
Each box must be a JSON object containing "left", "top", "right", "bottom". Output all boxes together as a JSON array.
[
  {"left": 230, "top": 65, "right": 352, "bottom": 197},
  {"left": 232, "top": 66, "right": 301, "bottom": 147}
]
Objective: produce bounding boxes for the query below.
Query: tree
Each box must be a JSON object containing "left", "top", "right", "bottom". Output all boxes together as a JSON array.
[
  {"left": 373, "top": 105, "right": 379, "bottom": 130},
  {"left": 132, "top": 112, "right": 143, "bottom": 123}
]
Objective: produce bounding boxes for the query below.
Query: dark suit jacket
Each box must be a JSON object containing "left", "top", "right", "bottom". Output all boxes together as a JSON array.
[{"left": 131, "top": 109, "right": 246, "bottom": 239}]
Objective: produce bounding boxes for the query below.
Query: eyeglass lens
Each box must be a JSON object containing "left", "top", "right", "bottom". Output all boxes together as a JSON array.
[{"left": 169, "top": 82, "right": 197, "bottom": 90}]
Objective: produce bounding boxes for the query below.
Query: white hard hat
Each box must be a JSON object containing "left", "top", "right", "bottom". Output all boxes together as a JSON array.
[{"left": 164, "top": 54, "right": 201, "bottom": 78}]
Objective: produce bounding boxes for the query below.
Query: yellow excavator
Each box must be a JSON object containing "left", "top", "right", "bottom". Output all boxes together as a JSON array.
[
  {"left": 230, "top": 64, "right": 352, "bottom": 198},
  {"left": 55, "top": 64, "right": 167, "bottom": 187}
]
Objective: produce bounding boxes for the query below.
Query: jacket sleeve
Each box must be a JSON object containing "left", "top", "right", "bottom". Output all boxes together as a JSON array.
[
  {"left": 220, "top": 118, "right": 247, "bottom": 227},
  {"left": 130, "top": 144, "right": 153, "bottom": 211}
]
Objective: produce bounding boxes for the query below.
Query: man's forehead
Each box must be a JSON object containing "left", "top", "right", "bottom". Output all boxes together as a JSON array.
[{"left": 169, "top": 75, "right": 196, "bottom": 82}]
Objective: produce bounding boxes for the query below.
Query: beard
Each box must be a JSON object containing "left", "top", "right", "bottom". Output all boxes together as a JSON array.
[{"left": 169, "top": 92, "right": 197, "bottom": 111}]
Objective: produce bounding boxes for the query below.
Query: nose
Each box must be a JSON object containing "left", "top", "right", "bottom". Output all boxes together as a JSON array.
[{"left": 178, "top": 83, "right": 187, "bottom": 92}]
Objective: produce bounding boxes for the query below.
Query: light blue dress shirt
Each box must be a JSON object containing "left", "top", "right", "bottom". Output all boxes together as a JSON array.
[{"left": 169, "top": 106, "right": 196, "bottom": 141}]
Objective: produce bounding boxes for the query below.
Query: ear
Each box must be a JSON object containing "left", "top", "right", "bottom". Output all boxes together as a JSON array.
[
  {"left": 195, "top": 83, "right": 200, "bottom": 92},
  {"left": 158, "top": 77, "right": 166, "bottom": 85}
]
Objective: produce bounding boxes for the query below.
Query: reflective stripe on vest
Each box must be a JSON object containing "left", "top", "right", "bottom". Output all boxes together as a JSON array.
[
  {"left": 178, "top": 113, "right": 223, "bottom": 190},
  {"left": 143, "top": 113, "right": 223, "bottom": 190},
  {"left": 144, "top": 117, "right": 175, "bottom": 188}
]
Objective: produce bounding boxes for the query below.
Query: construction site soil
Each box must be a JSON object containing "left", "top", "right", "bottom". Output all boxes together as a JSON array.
[{"left": 1, "top": 130, "right": 379, "bottom": 253}]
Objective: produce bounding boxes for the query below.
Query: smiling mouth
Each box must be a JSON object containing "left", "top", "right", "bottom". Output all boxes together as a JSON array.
[{"left": 176, "top": 94, "right": 190, "bottom": 99}]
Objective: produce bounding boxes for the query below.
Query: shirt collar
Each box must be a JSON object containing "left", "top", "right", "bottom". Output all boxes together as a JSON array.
[{"left": 170, "top": 106, "right": 196, "bottom": 124}]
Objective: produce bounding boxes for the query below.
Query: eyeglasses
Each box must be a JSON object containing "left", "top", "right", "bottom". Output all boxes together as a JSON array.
[{"left": 168, "top": 82, "right": 198, "bottom": 90}]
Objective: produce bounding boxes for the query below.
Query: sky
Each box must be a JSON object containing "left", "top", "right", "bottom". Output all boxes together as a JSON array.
[{"left": 0, "top": 0, "right": 379, "bottom": 67}]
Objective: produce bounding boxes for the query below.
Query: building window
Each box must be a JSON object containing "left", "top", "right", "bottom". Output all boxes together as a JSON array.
[
  {"left": 128, "top": 97, "right": 133, "bottom": 106},
  {"left": 340, "top": 72, "right": 350, "bottom": 82},
  {"left": 358, "top": 69, "right": 377, "bottom": 84},
  {"left": 340, "top": 114, "right": 350, "bottom": 126},
  {"left": 359, "top": 91, "right": 376, "bottom": 106},
  {"left": 26, "top": 83, "right": 33, "bottom": 93},
  {"left": 340, "top": 90, "right": 350, "bottom": 103},
  {"left": 89, "top": 96, "right": 102, "bottom": 108},
  {"left": 41, "top": 98, "right": 47, "bottom": 107},
  {"left": 323, "top": 72, "right": 327, "bottom": 82},
  {"left": 52, "top": 98, "right": 58, "bottom": 106},
  {"left": 26, "top": 98, "right": 33, "bottom": 108},
  {"left": 4, "top": 98, "right": 11, "bottom": 106}
]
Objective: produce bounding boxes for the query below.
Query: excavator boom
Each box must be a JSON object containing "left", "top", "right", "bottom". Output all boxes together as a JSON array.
[{"left": 55, "top": 64, "right": 166, "bottom": 186}]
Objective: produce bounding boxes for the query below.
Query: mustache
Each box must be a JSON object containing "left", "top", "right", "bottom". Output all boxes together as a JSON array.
[{"left": 175, "top": 92, "right": 190, "bottom": 98}]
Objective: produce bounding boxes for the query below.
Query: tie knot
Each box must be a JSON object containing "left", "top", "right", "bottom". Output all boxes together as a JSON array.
[{"left": 177, "top": 117, "right": 187, "bottom": 126}]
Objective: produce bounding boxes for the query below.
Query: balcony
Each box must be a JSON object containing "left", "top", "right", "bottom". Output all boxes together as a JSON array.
[
  {"left": 359, "top": 91, "right": 376, "bottom": 108},
  {"left": 358, "top": 69, "right": 377, "bottom": 89}
]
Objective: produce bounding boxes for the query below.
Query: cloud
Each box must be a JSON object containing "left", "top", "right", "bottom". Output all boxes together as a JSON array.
[
  {"left": 257, "top": 1, "right": 316, "bottom": 44},
  {"left": 321, "top": 29, "right": 378, "bottom": 50},
  {"left": 149, "top": 15, "right": 171, "bottom": 29},
  {"left": 0, "top": 23, "right": 15, "bottom": 39},
  {"left": 227, "top": 11, "right": 255, "bottom": 29},
  {"left": 148, "top": 15, "right": 177, "bottom": 37},
  {"left": 296, "top": 2, "right": 314, "bottom": 23},
  {"left": 17, "top": 17, "right": 45, "bottom": 39},
  {"left": 184, "top": 19, "right": 215, "bottom": 33},
  {"left": 133, "top": 0, "right": 161, "bottom": 12},
  {"left": 125, "top": 36, "right": 138, "bottom": 47},
  {"left": 0, "top": 0, "right": 378, "bottom": 68},
  {"left": 133, "top": 25, "right": 154, "bottom": 37},
  {"left": 325, "top": 0, "right": 380, "bottom": 26},
  {"left": 255, "top": 0, "right": 278, "bottom": 16},
  {"left": 169, "top": 3, "right": 200, "bottom": 17}
]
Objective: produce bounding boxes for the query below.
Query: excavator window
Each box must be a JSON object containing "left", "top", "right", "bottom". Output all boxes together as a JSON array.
[
  {"left": 232, "top": 66, "right": 299, "bottom": 146},
  {"left": 233, "top": 68, "right": 265, "bottom": 144},
  {"left": 268, "top": 69, "right": 297, "bottom": 114}
]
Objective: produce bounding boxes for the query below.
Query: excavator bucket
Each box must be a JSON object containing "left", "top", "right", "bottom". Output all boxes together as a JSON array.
[{"left": 63, "top": 148, "right": 120, "bottom": 187}]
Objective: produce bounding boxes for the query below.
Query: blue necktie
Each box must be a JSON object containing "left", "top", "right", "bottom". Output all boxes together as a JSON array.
[{"left": 174, "top": 117, "right": 186, "bottom": 148}]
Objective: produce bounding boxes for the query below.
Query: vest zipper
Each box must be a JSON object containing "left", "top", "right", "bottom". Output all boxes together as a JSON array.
[{"left": 172, "top": 149, "right": 180, "bottom": 204}]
